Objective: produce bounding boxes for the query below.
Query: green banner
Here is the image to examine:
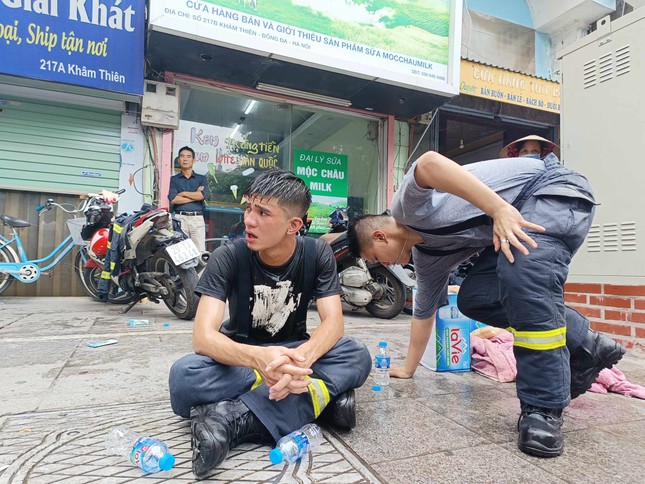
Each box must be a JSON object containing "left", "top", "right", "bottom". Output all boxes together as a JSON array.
[{"left": 294, "top": 149, "right": 348, "bottom": 234}]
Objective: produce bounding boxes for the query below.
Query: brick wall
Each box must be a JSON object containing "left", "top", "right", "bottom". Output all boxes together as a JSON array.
[{"left": 565, "top": 283, "right": 645, "bottom": 351}]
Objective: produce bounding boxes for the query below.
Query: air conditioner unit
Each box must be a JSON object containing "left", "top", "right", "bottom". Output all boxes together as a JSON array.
[
  {"left": 418, "top": 112, "right": 434, "bottom": 124},
  {"left": 141, "top": 81, "right": 180, "bottom": 129}
]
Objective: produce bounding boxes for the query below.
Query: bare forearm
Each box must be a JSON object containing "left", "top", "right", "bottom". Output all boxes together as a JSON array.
[
  {"left": 415, "top": 152, "right": 508, "bottom": 216},
  {"left": 193, "top": 329, "right": 264, "bottom": 368},
  {"left": 192, "top": 295, "right": 264, "bottom": 369},
  {"left": 298, "top": 296, "right": 344, "bottom": 367},
  {"left": 402, "top": 315, "right": 435, "bottom": 375},
  {"left": 299, "top": 318, "right": 343, "bottom": 367}
]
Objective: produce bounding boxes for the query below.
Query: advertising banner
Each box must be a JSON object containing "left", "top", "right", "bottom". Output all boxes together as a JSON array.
[
  {"left": 0, "top": 1, "right": 145, "bottom": 95},
  {"left": 460, "top": 60, "right": 561, "bottom": 114},
  {"left": 293, "top": 149, "right": 348, "bottom": 234},
  {"left": 174, "top": 120, "right": 282, "bottom": 207},
  {"left": 149, "top": 0, "right": 462, "bottom": 96},
  {"left": 118, "top": 113, "right": 145, "bottom": 213}
]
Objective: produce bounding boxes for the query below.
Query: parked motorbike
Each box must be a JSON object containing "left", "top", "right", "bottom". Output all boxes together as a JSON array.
[
  {"left": 78, "top": 196, "right": 200, "bottom": 320},
  {"left": 319, "top": 208, "right": 414, "bottom": 319},
  {"left": 402, "top": 262, "right": 416, "bottom": 315}
]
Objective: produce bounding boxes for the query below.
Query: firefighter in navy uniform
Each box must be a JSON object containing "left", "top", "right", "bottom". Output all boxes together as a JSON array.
[
  {"left": 347, "top": 141, "right": 625, "bottom": 459},
  {"left": 169, "top": 169, "right": 371, "bottom": 478}
]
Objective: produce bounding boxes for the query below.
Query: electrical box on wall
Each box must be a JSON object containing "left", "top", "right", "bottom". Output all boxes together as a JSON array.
[
  {"left": 558, "top": 9, "right": 645, "bottom": 284},
  {"left": 141, "top": 81, "right": 180, "bottom": 129}
]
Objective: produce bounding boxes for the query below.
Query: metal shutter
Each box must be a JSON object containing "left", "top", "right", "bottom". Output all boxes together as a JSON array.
[{"left": 0, "top": 95, "right": 121, "bottom": 193}]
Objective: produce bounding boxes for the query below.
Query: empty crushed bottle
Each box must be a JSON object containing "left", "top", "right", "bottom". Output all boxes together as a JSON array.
[
  {"left": 269, "top": 423, "right": 323, "bottom": 465},
  {"left": 374, "top": 341, "right": 391, "bottom": 386},
  {"left": 105, "top": 426, "right": 175, "bottom": 474}
]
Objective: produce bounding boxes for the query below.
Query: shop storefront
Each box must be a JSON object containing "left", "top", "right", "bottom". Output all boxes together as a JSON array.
[
  {"left": 163, "top": 78, "right": 385, "bottom": 243},
  {"left": 147, "top": 0, "right": 464, "bottom": 243},
  {"left": 0, "top": 1, "right": 146, "bottom": 296},
  {"left": 407, "top": 59, "right": 561, "bottom": 168}
]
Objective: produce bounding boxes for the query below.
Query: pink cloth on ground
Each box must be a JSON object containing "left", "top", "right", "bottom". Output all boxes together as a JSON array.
[
  {"left": 588, "top": 367, "right": 645, "bottom": 399},
  {"left": 470, "top": 331, "right": 645, "bottom": 399},
  {"left": 470, "top": 330, "right": 517, "bottom": 382}
]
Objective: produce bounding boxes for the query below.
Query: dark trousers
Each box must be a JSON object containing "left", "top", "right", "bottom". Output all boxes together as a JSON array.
[
  {"left": 458, "top": 195, "right": 595, "bottom": 409},
  {"left": 169, "top": 336, "right": 372, "bottom": 441}
]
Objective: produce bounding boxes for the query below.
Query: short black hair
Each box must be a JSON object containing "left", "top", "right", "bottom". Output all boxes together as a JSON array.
[
  {"left": 347, "top": 214, "right": 393, "bottom": 258},
  {"left": 244, "top": 169, "right": 312, "bottom": 220},
  {"left": 178, "top": 146, "right": 195, "bottom": 157}
]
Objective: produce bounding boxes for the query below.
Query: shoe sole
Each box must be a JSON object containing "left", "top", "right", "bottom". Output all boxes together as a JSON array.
[
  {"left": 518, "top": 440, "right": 563, "bottom": 458},
  {"left": 571, "top": 344, "right": 626, "bottom": 399}
]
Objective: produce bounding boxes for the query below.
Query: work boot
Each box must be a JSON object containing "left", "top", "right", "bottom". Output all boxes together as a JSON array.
[
  {"left": 190, "top": 399, "right": 272, "bottom": 478},
  {"left": 517, "top": 402, "right": 563, "bottom": 458},
  {"left": 318, "top": 389, "right": 356, "bottom": 430},
  {"left": 570, "top": 330, "right": 626, "bottom": 399}
]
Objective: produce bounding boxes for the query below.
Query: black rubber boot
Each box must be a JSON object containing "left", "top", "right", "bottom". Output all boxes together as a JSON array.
[
  {"left": 517, "top": 402, "right": 563, "bottom": 458},
  {"left": 190, "top": 399, "right": 272, "bottom": 479},
  {"left": 318, "top": 389, "right": 356, "bottom": 430},
  {"left": 570, "top": 330, "right": 626, "bottom": 399}
]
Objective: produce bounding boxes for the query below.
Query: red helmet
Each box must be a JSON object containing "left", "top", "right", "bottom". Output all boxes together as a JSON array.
[{"left": 89, "top": 228, "right": 110, "bottom": 257}]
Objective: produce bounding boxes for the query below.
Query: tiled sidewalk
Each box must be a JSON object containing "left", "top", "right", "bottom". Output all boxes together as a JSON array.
[{"left": 1, "top": 297, "right": 644, "bottom": 483}]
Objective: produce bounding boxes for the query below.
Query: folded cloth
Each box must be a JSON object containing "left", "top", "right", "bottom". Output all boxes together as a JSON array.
[
  {"left": 470, "top": 329, "right": 517, "bottom": 383},
  {"left": 470, "top": 329, "right": 644, "bottom": 397},
  {"left": 588, "top": 367, "right": 645, "bottom": 399}
]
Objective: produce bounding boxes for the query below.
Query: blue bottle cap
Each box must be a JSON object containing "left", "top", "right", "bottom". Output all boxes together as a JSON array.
[
  {"left": 372, "top": 385, "right": 382, "bottom": 392},
  {"left": 159, "top": 453, "right": 175, "bottom": 471},
  {"left": 378, "top": 341, "right": 387, "bottom": 347},
  {"left": 269, "top": 448, "right": 284, "bottom": 465}
]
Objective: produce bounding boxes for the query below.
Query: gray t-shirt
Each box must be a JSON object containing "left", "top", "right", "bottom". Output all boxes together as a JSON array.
[{"left": 392, "top": 157, "right": 548, "bottom": 319}]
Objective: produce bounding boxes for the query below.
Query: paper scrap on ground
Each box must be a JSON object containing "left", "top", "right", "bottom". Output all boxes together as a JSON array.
[
  {"left": 86, "top": 339, "right": 118, "bottom": 348},
  {"left": 128, "top": 319, "right": 150, "bottom": 327}
]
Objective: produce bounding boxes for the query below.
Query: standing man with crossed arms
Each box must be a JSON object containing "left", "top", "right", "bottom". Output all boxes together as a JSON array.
[{"left": 169, "top": 146, "right": 209, "bottom": 252}]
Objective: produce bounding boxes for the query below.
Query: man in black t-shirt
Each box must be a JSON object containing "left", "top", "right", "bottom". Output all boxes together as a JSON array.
[{"left": 169, "top": 169, "right": 372, "bottom": 479}]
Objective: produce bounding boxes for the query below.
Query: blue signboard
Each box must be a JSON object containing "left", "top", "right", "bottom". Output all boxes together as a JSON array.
[{"left": 0, "top": 1, "right": 145, "bottom": 96}]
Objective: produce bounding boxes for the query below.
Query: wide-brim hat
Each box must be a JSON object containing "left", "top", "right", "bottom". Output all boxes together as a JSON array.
[{"left": 499, "top": 135, "right": 560, "bottom": 159}]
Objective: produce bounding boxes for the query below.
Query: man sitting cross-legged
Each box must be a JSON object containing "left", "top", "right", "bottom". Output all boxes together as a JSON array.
[{"left": 169, "top": 169, "right": 372, "bottom": 478}]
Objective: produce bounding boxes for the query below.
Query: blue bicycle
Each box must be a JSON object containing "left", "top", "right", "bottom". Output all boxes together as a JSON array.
[{"left": 0, "top": 194, "right": 112, "bottom": 296}]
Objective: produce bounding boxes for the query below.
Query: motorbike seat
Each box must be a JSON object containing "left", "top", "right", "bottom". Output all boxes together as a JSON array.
[
  {"left": 1, "top": 214, "right": 31, "bottom": 228},
  {"left": 319, "top": 231, "right": 343, "bottom": 245}
]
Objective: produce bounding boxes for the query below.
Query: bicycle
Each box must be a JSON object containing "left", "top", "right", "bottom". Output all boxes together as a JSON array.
[{"left": 0, "top": 192, "right": 119, "bottom": 296}]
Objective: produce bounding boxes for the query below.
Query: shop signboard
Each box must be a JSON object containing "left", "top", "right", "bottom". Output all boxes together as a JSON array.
[
  {"left": 118, "top": 113, "right": 145, "bottom": 213},
  {"left": 174, "top": 120, "right": 281, "bottom": 207},
  {"left": 293, "top": 149, "right": 348, "bottom": 234},
  {"left": 149, "top": 0, "right": 462, "bottom": 97},
  {"left": 0, "top": 1, "right": 145, "bottom": 95},
  {"left": 460, "top": 60, "right": 561, "bottom": 114}
]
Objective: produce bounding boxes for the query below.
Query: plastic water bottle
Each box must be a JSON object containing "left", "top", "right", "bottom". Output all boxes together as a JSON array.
[
  {"left": 105, "top": 427, "right": 175, "bottom": 474},
  {"left": 269, "top": 423, "right": 323, "bottom": 465},
  {"left": 374, "top": 341, "right": 391, "bottom": 386}
]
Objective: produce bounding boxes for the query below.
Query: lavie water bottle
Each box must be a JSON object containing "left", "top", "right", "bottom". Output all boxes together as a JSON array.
[
  {"left": 269, "top": 423, "right": 323, "bottom": 465},
  {"left": 374, "top": 341, "right": 391, "bottom": 386},
  {"left": 105, "top": 426, "right": 175, "bottom": 474}
]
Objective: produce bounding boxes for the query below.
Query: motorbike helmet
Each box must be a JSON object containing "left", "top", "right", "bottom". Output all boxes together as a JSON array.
[
  {"left": 89, "top": 228, "right": 110, "bottom": 257},
  {"left": 328, "top": 207, "right": 349, "bottom": 232}
]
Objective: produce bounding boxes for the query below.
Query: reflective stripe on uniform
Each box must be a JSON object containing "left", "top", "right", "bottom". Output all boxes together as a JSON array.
[
  {"left": 100, "top": 270, "right": 111, "bottom": 280},
  {"left": 507, "top": 326, "right": 567, "bottom": 350},
  {"left": 113, "top": 224, "right": 123, "bottom": 234},
  {"left": 306, "top": 377, "right": 331, "bottom": 418},
  {"left": 251, "top": 369, "right": 263, "bottom": 390}
]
